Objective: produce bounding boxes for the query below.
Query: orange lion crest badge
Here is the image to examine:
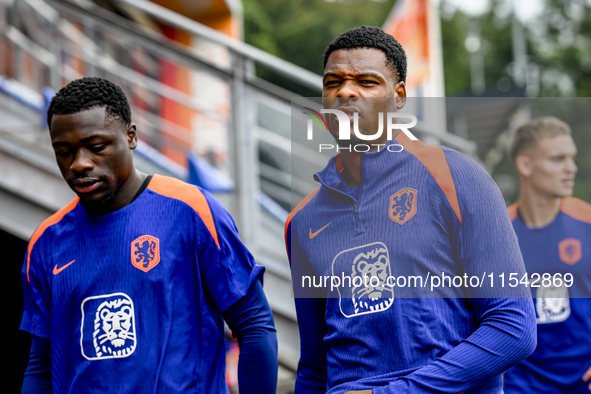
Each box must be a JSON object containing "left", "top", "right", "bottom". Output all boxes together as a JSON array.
[
  {"left": 389, "top": 188, "right": 417, "bottom": 225},
  {"left": 558, "top": 238, "right": 582, "bottom": 265},
  {"left": 131, "top": 235, "right": 160, "bottom": 273}
]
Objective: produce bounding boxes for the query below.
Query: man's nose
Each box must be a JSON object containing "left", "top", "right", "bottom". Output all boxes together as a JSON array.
[
  {"left": 70, "top": 149, "right": 94, "bottom": 173},
  {"left": 566, "top": 157, "right": 578, "bottom": 174},
  {"left": 336, "top": 80, "right": 359, "bottom": 99}
]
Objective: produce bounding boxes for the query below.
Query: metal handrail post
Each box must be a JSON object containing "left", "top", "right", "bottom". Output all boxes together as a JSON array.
[
  {"left": 49, "top": 17, "right": 60, "bottom": 91},
  {"left": 14, "top": 39, "right": 22, "bottom": 82},
  {"left": 0, "top": 1, "right": 6, "bottom": 78},
  {"left": 8, "top": 1, "right": 21, "bottom": 83},
  {"left": 0, "top": 0, "right": 6, "bottom": 31},
  {"left": 83, "top": 18, "right": 96, "bottom": 78},
  {"left": 231, "top": 53, "right": 257, "bottom": 249},
  {"left": 243, "top": 63, "right": 261, "bottom": 252}
]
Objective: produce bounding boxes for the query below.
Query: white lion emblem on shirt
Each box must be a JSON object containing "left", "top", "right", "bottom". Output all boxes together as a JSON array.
[
  {"left": 536, "top": 283, "right": 570, "bottom": 324},
  {"left": 93, "top": 297, "right": 136, "bottom": 358},
  {"left": 332, "top": 242, "right": 394, "bottom": 318},
  {"left": 351, "top": 247, "right": 394, "bottom": 314}
]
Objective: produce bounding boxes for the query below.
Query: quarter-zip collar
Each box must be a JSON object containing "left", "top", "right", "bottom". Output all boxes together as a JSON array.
[{"left": 313, "top": 138, "right": 403, "bottom": 197}]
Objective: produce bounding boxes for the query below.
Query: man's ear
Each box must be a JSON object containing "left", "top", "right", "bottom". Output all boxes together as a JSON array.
[
  {"left": 515, "top": 155, "right": 532, "bottom": 177},
  {"left": 127, "top": 123, "right": 138, "bottom": 150},
  {"left": 395, "top": 81, "right": 406, "bottom": 110}
]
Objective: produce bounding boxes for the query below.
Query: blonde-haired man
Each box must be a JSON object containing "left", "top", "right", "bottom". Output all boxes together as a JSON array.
[{"left": 504, "top": 117, "right": 591, "bottom": 393}]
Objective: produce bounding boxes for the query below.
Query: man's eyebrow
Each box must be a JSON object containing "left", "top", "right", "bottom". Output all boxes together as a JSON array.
[
  {"left": 356, "top": 72, "right": 384, "bottom": 79},
  {"left": 52, "top": 134, "right": 110, "bottom": 145},
  {"left": 323, "top": 72, "right": 384, "bottom": 79},
  {"left": 79, "top": 134, "right": 110, "bottom": 142}
]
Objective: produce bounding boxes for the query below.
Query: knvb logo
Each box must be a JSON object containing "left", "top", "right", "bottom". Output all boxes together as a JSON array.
[
  {"left": 302, "top": 107, "right": 418, "bottom": 153},
  {"left": 131, "top": 235, "right": 160, "bottom": 273}
]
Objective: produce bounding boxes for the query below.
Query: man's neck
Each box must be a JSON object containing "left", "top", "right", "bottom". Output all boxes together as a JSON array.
[
  {"left": 339, "top": 150, "right": 363, "bottom": 188},
  {"left": 338, "top": 133, "right": 398, "bottom": 188},
  {"left": 518, "top": 187, "right": 562, "bottom": 229},
  {"left": 83, "top": 170, "right": 148, "bottom": 216}
]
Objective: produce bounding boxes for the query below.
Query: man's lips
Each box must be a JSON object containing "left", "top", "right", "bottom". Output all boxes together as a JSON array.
[
  {"left": 337, "top": 106, "right": 362, "bottom": 121},
  {"left": 71, "top": 179, "right": 101, "bottom": 194}
]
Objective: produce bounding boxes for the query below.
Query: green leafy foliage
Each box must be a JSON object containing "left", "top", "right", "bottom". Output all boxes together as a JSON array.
[
  {"left": 530, "top": 0, "right": 591, "bottom": 97},
  {"left": 243, "top": 0, "right": 396, "bottom": 83},
  {"left": 439, "top": 2, "right": 471, "bottom": 95}
]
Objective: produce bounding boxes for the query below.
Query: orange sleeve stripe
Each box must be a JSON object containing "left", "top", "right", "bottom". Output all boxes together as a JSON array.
[
  {"left": 148, "top": 174, "right": 220, "bottom": 249},
  {"left": 27, "top": 197, "right": 79, "bottom": 282},
  {"left": 284, "top": 187, "right": 321, "bottom": 255},
  {"left": 507, "top": 202, "right": 519, "bottom": 221},
  {"left": 396, "top": 133, "right": 462, "bottom": 223},
  {"left": 561, "top": 197, "right": 591, "bottom": 225}
]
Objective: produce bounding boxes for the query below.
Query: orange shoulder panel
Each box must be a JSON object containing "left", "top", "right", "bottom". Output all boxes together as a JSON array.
[
  {"left": 561, "top": 197, "right": 591, "bottom": 225},
  {"left": 507, "top": 201, "right": 519, "bottom": 221},
  {"left": 334, "top": 153, "right": 344, "bottom": 173},
  {"left": 284, "top": 187, "right": 321, "bottom": 250},
  {"left": 27, "top": 197, "right": 79, "bottom": 282},
  {"left": 396, "top": 132, "right": 462, "bottom": 223},
  {"left": 148, "top": 174, "right": 220, "bottom": 249}
]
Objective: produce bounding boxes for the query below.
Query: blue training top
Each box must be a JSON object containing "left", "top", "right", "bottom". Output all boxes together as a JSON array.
[
  {"left": 285, "top": 134, "right": 537, "bottom": 394},
  {"left": 504, "top": 198, "right": 591, "bottom": 394},
  {"left": 21, "top": 174, "right": 264, "bottom": 393}
]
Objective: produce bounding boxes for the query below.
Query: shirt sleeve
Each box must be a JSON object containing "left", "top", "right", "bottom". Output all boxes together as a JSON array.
[
  {"left": 21, "top": 335, "right": 51, "bottom": 394},
  {"left": 20, "top": 244, "right": 51, "bottom": 339},
  {"left": 195, "top": 189, "right": 265, "bottom": 312},
  {"left": 373, "top": 151, "right": 537, "bottom": 394},
  {"left": 286, "top": 218, "right": 329, "bottom": 393},
  {"left": 221, "top": 279, "right": 278, "bottom": 394}
]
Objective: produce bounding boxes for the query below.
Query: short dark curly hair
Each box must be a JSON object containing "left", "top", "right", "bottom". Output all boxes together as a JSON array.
[
  {"left": 324, "top": 26, "right": 407, "bottom": 83},
  {"left": 47, "top": 77, "right": 131, "bottom": 129}
]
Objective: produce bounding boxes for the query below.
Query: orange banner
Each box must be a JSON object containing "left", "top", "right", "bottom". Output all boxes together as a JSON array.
[{"left": 383, "top": 0, "right": 430, "bottom": 89}]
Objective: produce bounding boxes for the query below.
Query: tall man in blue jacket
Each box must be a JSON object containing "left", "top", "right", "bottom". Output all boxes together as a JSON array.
[{"left": 285, "top": 26, "right": 537, "bottom": 394}]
